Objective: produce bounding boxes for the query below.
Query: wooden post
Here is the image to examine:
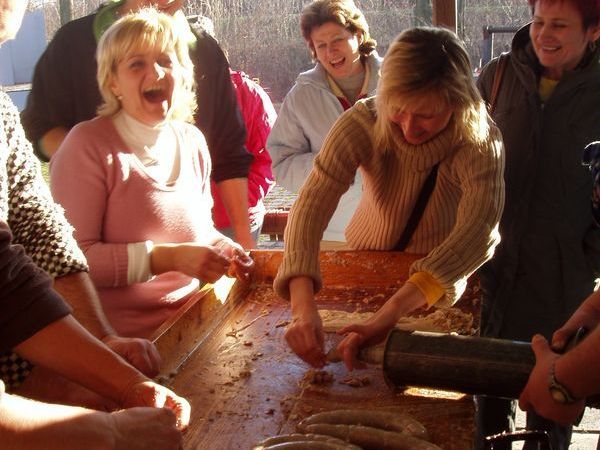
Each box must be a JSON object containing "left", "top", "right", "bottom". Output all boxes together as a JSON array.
[
  {"left": 432, "top": 0, "right": 456, "bottom": 32},
  {"left": 59, "top": 0, "right": 72, "bottom": 26}
]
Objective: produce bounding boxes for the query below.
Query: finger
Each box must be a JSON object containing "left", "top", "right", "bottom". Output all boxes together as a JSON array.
[
  {"left": 122, "top": 383, "right": 151, "bottom": 408},
  {"left": 213, "top": 251, "right": 232, "bottom": 265},
  {"left": 133, "top": 385, "right": 159, "bottom": 408},
  {"left": 337, "top": 324, "right": 363, "bottom": 336},
  {"left": 208, "top": 257, "right": 230, "bottom": 273},
  {"left": 151, "top": 385, "right": 168, "bottom": 408},
  {"left": 305, "top": 349, "right": 326, "bottom": 368},
  {"left": 146, "top": 344, "right": 163, "bottom": 375},
  {"left": 128, "top": 353, "right": 154, "bottom": 378},
  {"left": 290, "top": 340, "right": 324, "bottom": 367},
  {"left": 299, "top": 337, "right": 326, "bottom": 368},
  {"left": 231, "top": 261, "right": 251, "bottom": 282},
  {"left": 127, "top": 344, "right": 161, "bottom": 378},
  {"left": 231, "top": 247, "right": 246, "bottom": 259},
  {"left": 239, "top": 254, "right": 254, "bottom": 266},
  {"left": 551, "top": 328, "right": 572, "bottom": 352},
  {"left": 165, "top": 395, "right": 191, "bottom": 430},
  {"left": 340, "top": 345, "right": 355, "bottom": 372},
  {"left": 159, "top": 405, "right": 178, "bottom": 426},
  {"left": 531, "top": 334, "right": 550, "bottom": 359},
  {"left": 339, "top": 334, "right": 362, "bottom": 371},
  {"left": 286, "top": 328, "right": 325, "bottom": 368}
]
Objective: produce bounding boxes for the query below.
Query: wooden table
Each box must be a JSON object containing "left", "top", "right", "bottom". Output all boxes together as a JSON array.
[{"left": 151, "top": 250, "right": 480, "bottom": 450}]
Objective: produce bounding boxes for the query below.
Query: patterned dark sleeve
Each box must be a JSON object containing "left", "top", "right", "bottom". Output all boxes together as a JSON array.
[{"left": 0, "top": 93, "right": 88, "bottom": 277}]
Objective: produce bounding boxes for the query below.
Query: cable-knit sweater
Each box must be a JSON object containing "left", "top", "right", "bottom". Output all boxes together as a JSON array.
[{"left": 273, "top": 98, "right": 505, "bottom": 307}]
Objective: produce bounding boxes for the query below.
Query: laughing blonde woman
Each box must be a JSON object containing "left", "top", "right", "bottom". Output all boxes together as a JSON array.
[{"left": 50, "top": 9, "right": 251, "bottom": 339}]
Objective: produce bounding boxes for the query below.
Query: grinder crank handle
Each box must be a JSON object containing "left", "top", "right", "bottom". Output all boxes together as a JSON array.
[{"left": 325, "top": 344, "right": 385, "bottom": 365}]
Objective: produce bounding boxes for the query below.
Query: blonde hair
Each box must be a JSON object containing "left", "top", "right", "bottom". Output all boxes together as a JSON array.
[
  {"left": 374, "top": 27, "right": 489, "bottom": 151},
  {"left": 96, "top": 8, "right": 196, "bottom": 122},
  {"left": 301, "top": 0, "right": 376, "bottom": 60}
]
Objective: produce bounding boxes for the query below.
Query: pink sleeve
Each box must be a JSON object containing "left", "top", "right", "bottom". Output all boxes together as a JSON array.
[{"left": 50, "top": 123, "right": 129, "bottom": 288}]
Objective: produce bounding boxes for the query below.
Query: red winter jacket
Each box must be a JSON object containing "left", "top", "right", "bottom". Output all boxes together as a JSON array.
[{"left": 212, "top": 70, "right": 276, "bottom": 229}]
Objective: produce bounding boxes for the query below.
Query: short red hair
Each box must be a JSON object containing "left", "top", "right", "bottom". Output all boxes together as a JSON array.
[{"left": 527, "top": 0, "right": 600, "bottom": 28}]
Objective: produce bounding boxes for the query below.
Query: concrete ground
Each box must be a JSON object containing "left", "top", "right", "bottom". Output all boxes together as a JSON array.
[{"left": 516, "top": 407, "right": 600, "bottom": 449}]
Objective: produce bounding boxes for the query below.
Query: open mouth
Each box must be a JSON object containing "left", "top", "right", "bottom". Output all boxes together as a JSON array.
[
  {"left": 539, "top": 43, "right": 560, "bottom": 53},
  {"left": 330, "top": 56, "right": 346, "bottom": 70},
  {"left": 143, "top": 85, "right": 169, "bottom": 104}
]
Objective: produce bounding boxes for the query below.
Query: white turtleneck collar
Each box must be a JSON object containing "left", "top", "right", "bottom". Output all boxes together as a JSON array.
[{"left": 112, "top": 110, "right": 181, "bottom": 184}]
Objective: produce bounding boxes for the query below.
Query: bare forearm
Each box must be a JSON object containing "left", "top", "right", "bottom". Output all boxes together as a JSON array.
[
  {"left": 1, "top": 394, "right": 111, "bottom": 450},
  {"left": 289, "top": 276, "right": 316, "bottom": 317},
  {"left": 39, "top": 126, "right": 69, "bottom": 159},
  {"left": 14, "top": 316, "right": 146, "bottom": 405},
  {"left": 555, "top": 325, "right": 600, "bottom": 400},
  {"left": 52, "top": 272, "right": 115, "bottom": 339},
  {"left": 216, "top": 178, "right": 253, "bottom": 248},
  {"left": 383, "top": 282, "right": 428, "bottom": 320},
  {"left": 149, "top": 244, "right": 176, "bottom": 275}
]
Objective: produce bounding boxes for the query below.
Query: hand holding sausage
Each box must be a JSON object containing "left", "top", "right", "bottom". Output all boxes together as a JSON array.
[
  {"left": 215, "top": 240, "right": 255, "bottom": 282},
  {"left": 151, "top": 243, "right": 230, "bottom": 283},
  {"left": 120, "top": 380, "right": 191, "bottom": 430}
]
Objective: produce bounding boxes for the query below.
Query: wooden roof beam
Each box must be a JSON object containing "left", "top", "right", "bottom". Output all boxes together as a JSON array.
[{"left": 432, "top": 0, "right": 456, "bottom": 32}]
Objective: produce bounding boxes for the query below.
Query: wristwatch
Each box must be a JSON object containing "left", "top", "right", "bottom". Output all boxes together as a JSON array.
[{"left": 548, "top": 360, "right": 579, "bottom": 404}]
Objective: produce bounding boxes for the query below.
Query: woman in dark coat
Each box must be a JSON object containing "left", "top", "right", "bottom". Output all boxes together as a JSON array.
[{"left": 475, "top": 0, "right": 600, "bottom": 448}]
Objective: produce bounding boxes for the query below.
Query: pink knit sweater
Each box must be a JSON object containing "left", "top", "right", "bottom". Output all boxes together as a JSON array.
[{"left": 50, "top": 116, "right": 222, "bottom": 338}]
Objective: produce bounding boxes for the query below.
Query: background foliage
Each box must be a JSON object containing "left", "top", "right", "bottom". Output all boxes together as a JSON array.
[{"left": 37, "top": 0, "right": 531, "bottom": 103}]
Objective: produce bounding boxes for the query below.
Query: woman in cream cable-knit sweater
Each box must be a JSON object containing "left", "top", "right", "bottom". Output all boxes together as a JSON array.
[{"left": 273, "top": 27, "right": 505, "bottom": 369}]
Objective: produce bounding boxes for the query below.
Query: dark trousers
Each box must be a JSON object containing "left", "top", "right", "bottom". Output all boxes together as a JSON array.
[{"left": 474, "top": 395, "right": 573, "bottom": 450}]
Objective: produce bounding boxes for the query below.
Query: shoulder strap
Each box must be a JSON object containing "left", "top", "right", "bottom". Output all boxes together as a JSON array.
[
  {"left": 393, "top": 164, "right": 439, "bottom": 251},
  {"left": 489, "top": 52, "right": 509, "bottom": 115}
]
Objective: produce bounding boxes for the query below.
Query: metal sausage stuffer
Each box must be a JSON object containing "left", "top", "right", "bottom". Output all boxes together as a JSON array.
[{"left": 361, "top": 329, "right": 600, "bottom": 407}]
